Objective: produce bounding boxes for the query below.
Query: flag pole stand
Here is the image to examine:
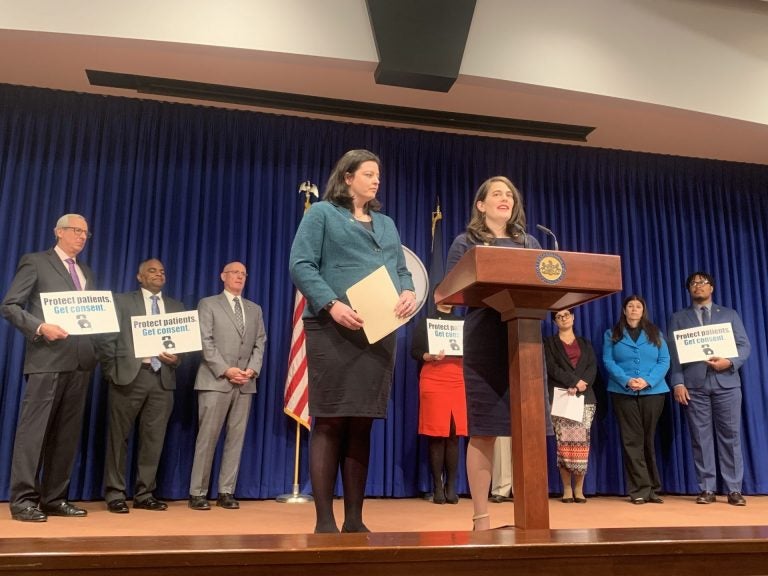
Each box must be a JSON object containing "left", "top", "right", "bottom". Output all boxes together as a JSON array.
[{"left": 277, "top": 421, "right": 313, "bottom": 503}]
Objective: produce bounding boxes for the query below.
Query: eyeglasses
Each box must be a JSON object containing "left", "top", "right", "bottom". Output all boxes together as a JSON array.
[
  {"left": 223, "top": 270, "right": 248, "bottom": 277},
  {"left": 689, "top": 280, "right": 710, "bottom": 287},
  {"left": 61, "top": 227, "right": 92, "bottom": 239},
  {"left": 554, "top": 312, "right": 572, "bottom": 321}
]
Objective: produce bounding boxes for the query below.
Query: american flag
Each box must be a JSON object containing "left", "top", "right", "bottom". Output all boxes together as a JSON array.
[
  {"left": 283, "top": 181, "right": 317, "bottom": 429},
  {"left": 283, "top": 290, "right": 310, "bottom": 428}
]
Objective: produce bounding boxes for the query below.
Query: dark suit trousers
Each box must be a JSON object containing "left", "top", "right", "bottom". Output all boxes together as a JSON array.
[
  {"left": 611, "top": 392, "right": 665, "bottom": 500},
  {"left": 103, "top": 369, "right": 174, "bottom": 503},
  {"left": 9, "top": 370, "right": 90, "bottom": 513}
]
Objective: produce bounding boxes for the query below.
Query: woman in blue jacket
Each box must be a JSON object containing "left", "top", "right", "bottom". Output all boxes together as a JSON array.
[
  {"left": 289, "top": 149, "right": 416, "bottom": 533},
  {"left": 603, "top": 294, "right": 670, "bottom": 505}
]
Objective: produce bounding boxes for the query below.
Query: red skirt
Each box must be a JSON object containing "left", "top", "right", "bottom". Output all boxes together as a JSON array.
[{"left": 418, "top": 357, "right": 468, "bottom": 437}]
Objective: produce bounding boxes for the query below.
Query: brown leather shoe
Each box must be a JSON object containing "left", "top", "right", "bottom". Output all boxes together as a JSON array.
[{"left": 216, "top": 493, "right": 240, "bottom": 509}]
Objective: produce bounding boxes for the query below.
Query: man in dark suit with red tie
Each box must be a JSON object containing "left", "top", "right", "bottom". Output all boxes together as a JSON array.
[
  {"left": 100, "top": 259, "right": 184, "bottom": 514},
  {"left": 1, "top": 214, "right": 97, "bottom": 522}
]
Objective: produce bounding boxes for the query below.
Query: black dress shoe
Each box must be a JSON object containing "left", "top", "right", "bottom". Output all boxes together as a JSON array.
[
  {"left": 107, "top": 499, "right": 130, "bottom": 514},
  {"left": 43, "top": 502, "right": 87, "bottom": 517},
  {"left": 648, "top": 494, "right": 664, "bottom": 504},
  {"left": 630, "top": 497, "right": 645, "bottom": 505},
  {"left": 11, "top": 506, "right": 47, "bottom": 522},
  {"left": 216, "top": 493, "right": 240, "bottom": 509},
  {"left": 561, "top": 497, "right": 575, "bottom": 503},
  {"left": 490, "top": 494, "right": 511, "bottom": 503},
  {"left": 341, "top": 522, "right": 370, "bottom": 533},
  {"left": 574, "top": 497, "right": 587, "bottom": 504},
  {"left": 727, "top": 492, "right": 746, "bottom": 506},
  {"left": 188, "top": 495, "right": 211, "bottom": 510},
  {"left": 133, "top": 497, "right": 168, "bottom": 511},
  {"left": 696, "top": 490, "right": 716, "bottom": 504}
]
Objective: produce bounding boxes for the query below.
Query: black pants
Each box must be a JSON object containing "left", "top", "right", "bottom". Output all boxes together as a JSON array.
[
  {"left": 611, "top": 392, "right": 665, "bottom": 500},
  {"left": 9, "top": 370, "right": 90, "bottom": 513}
]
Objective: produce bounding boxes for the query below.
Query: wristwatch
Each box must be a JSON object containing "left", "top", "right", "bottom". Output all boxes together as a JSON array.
[{"left": 324, "top": 299, "right": 338, "bottom": 312}]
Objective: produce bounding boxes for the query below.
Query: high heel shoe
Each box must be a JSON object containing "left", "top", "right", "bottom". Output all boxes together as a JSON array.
[{"left": 472, "top": 513, "right": 490, "bottom": 531}]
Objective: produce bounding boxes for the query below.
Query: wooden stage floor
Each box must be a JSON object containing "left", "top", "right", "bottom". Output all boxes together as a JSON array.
[{"left": 1, "top": 495, "right": 767, "bottom": 575}]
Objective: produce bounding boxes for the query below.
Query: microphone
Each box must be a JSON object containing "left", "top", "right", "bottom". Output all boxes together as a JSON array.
[{"left": 536, "top": 224, "right": 559, "bottom": 251}]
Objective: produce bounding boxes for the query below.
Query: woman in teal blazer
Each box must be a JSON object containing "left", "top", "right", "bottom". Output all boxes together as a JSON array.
[
  {"left": 603, "top": 294, "right": 670, "bottom": 505},
  {"left": 289, "top": 149, "right": 415, "bottom": 534}
]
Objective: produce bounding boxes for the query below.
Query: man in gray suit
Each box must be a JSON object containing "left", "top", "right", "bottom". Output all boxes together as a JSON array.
[
  {"left": 101, "top": 259, "right": 183, "bottom": 513},
  {"left": 1, "top": 214, "right": 97, "bottom": 522},
  {"left": 188, "top": 261, "right": 266, "bottom": 510}
]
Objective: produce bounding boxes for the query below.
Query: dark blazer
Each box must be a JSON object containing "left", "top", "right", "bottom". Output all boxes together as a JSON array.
[
  {"left": 544, "top": 335, "right": 597, "bottom": 405},
  {"left": 1, "top": 248, "right": 97, "bottom": 373},
  {"left": 668, "top": 303, "right": 751, "bottom": 389},
  {"left": 195, "top": 292, "right": 266, "bottom": 394},
  {"left": 102, "top": 290, "right": 185, "bottom": 390},
  {"left": 289, "top": 201, "right": 414, "bottom": 317}
]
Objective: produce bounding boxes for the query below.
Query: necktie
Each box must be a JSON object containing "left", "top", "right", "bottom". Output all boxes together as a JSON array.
[
  {"left": 233, "top": 297, "right": 245, "bottom": 333},
  {"left": 150, "top": 295, "right": 162, "bottom": 371},
  {"left": 701, "top": 306, "right": 710, "bottom": 326},
  {"left": 65, "top": 258, "right": 83, "bottom": 290}
]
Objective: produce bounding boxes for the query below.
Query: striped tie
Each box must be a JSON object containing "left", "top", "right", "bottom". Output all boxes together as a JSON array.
[
  {"left": 233, "top": 297, "right": 245, "bottom": 333},
  {"left": 150, "top": 295, "right": 162, "bottom": 371}
]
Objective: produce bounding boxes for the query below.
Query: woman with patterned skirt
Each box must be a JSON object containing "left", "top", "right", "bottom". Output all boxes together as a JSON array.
[{"left": 544, "top": 309, "right": 597, "bottom": 503}]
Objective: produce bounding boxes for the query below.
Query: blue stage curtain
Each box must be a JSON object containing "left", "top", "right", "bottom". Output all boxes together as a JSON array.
[{"left": 1, "top": 84, "right": 767, "bottom": 502}]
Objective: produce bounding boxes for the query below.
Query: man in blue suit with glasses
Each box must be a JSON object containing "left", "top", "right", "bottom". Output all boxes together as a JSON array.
[{"left": 668, "top": 271, "right": 751, "bottom": 506}]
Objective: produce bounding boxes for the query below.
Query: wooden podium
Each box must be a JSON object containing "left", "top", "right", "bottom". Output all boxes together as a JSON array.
[{"left": 435, "top": 246, "right": 622, "bottom": 530}]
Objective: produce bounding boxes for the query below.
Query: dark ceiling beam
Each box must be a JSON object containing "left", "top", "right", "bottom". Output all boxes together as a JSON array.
[
  {"left": 86, "top": 69, "right": 594, "bottom": 142},
  {"left": 365, "top": 0, "right": 477, "bottom": 92}
]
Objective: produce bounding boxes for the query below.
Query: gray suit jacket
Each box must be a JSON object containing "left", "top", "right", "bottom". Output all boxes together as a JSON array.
[
  {"left": 194, "top": 292, "right": 266, "bottom": 394},
  {"left": 101, "top": 290, "right": 185, "bottom": 390},
  {"left": 1, "top": 248, "right": 97, "bottom": 374}
]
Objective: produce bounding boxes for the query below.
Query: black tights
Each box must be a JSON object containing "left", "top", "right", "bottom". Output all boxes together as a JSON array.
[
  {"left": 427, "top": 416, "right": 459, "bottom": 503},
  {"left": 310, "top": 416, "right": 373, "bottom": 533}
]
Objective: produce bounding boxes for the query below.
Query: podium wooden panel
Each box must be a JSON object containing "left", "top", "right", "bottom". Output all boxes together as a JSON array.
[{"left": 435, "top": 246, "right": 622, "bottom": 530}]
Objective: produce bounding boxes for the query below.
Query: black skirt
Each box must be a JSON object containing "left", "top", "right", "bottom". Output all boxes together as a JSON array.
[
  {"left": 304, "top": 315, "right": 396, "bottom": 418},
  {"left": 463, "top": 308, "right": 553, "bottom": 436}
]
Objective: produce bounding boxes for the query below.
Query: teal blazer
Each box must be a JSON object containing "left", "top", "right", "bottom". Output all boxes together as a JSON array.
[{"left": 289, "top": 201, "right": 414, "bottom": 317}]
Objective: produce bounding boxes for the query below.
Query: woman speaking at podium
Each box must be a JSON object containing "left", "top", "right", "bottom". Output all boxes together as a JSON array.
[{"left": 445, "top": 176, "right": 541, "bottom": 531}]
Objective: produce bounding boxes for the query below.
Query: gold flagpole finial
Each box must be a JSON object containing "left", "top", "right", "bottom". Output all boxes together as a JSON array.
[
  {"left": 431, "top": 196, "right": 443, "bottom": 251},
  {"left": 298, "top": 181, "right": 319, "bottom": 213}
]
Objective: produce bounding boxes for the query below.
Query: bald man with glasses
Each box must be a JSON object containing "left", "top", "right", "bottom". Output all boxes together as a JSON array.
[
  {"left": 188, "top": 262, "right": 266, "bottom": 511},
  {"left": 1, "top": 214, "right": 98, "bottom": 522}
]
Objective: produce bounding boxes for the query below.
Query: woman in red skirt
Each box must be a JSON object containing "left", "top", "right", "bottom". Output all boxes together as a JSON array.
[{"left": 411, "top": 303, "right": 468, "bottom": 504}]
